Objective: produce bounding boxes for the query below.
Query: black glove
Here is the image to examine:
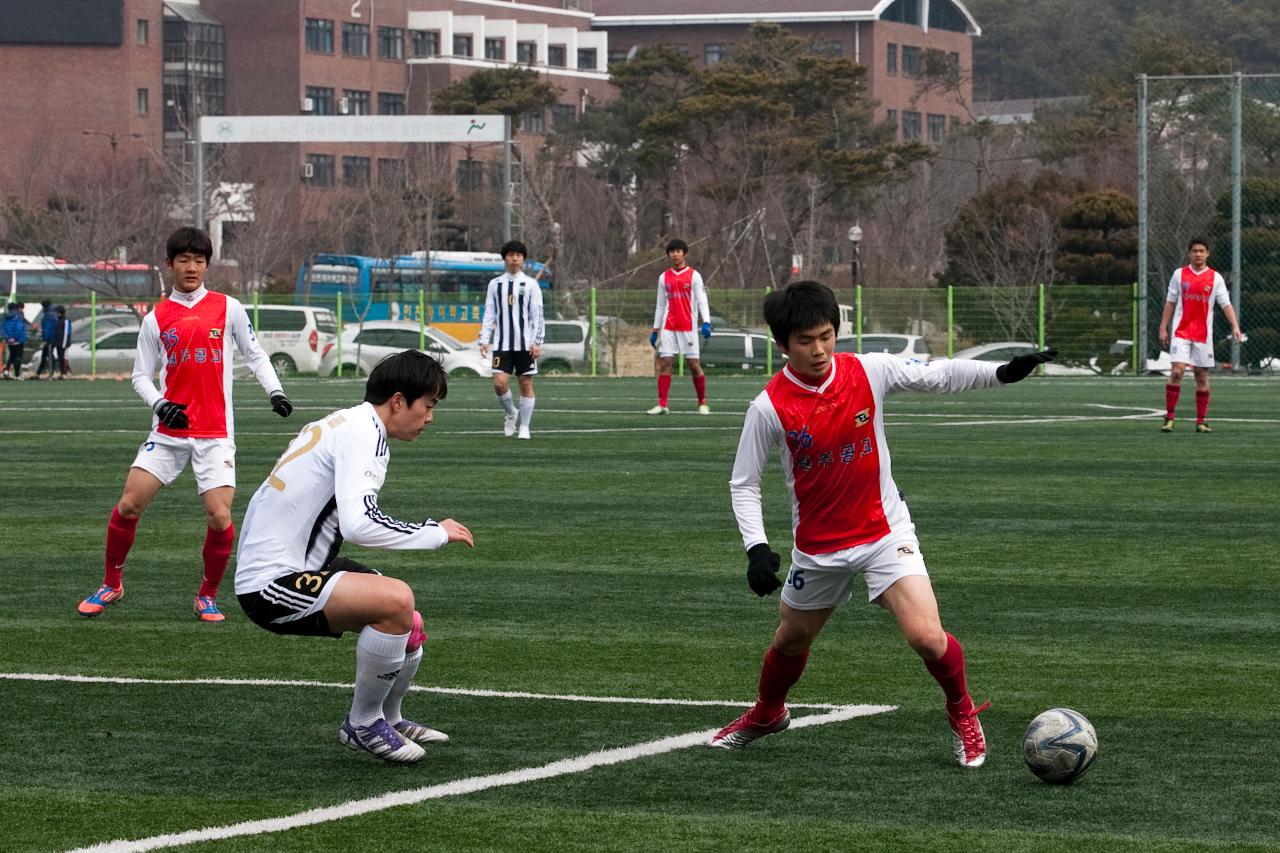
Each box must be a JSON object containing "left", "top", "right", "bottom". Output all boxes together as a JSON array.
[
  {"left": 270, "top": 393, "right": 293, "bottom": 418},
  {"left": 154, "top": 399, "right": 189, "bottom": 430},
  {"left": 996, "top": 348, "right": 1057, "bottom": 383},
  {"left": 746, "top": 543, "right": 783, "bottom": 597}
]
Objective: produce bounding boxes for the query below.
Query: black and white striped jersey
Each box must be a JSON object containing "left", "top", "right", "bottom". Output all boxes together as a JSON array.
[
  {"left": 234, "top": 401, "right": 447, "bottom": 594},
  {"left": 479, "top": 271, "right": 545, "bottom": 352}
]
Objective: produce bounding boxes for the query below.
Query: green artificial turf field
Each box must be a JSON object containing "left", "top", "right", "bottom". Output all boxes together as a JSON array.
[{"left": 1, "top": 373, "right": 1276, "bottom": 851}]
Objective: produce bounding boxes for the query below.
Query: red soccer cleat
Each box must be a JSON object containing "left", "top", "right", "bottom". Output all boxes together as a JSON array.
[
  {"left": 948, "top": 699, "right": 991, "bottom": 768},
  {"left": 709, "top": 707, "right": 791, "bottom": 749}
]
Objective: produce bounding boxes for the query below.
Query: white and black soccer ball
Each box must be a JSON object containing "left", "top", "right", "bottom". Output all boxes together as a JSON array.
[{"left": 1022, "top": 708, "right": 1098, "bottom": 784}]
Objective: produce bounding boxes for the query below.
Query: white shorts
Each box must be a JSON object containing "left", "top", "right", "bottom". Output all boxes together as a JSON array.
[
  {"left": 658, "top": 329, "right": 700, "bottom": 359},
  {"left": 131, "top": 430, "right": 236, "bottom": 493},
  {"left": 1169, "top": 337, "right": 1216, "bottom": 368},
  {"left": 781, "top": 530, "right": 929, "bottom": 610}
]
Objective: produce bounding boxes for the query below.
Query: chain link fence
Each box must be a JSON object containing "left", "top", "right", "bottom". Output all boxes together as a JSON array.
[{"left": 1139, "top": 73, "right": 1280, "bottom": 372}]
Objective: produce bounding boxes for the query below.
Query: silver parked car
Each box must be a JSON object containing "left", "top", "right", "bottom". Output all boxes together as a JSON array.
[{"left": 318, "top": 321, "right": 491, "bottom": 377}]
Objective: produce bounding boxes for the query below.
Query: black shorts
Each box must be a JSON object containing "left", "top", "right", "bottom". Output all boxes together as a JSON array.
[
  {"left": 492, "top": 350, "right": 537, "bottom": 376},
  {"left": 237, "top": 555, "right": 380, "bottom": 638}
]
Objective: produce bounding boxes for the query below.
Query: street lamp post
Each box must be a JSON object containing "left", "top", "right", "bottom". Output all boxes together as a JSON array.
[
  {"left": 847, "top": 225, "right": 862, "bottom": 337},
  {"left": 83, "top": 129, "right": 145, "bottom": 185}
]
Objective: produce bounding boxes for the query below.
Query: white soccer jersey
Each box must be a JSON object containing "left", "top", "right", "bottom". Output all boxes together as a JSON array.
[
  {"left": 730, "top": 353, "right": 1003, "bottom": 553},
  {"left": 234, "top": 401, "right": 449, "bottom": 594},
  {"left": 132, "top": 284, "right": 282, "bottom": 439},
  {"left": 479, "top": 271, "right": 545, "bottom": 352}
]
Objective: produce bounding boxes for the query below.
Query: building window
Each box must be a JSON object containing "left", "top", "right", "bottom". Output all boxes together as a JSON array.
[
  {"left": 547, "top": 44, "right": 566, "bottom": 67},
  {"left": 136, "top": 19, "right": 149, "bottom": 45},
  {"left": 927, "top": 113, "right": 946, "bottom": 143},
  {"left": 608, "top": 48, "right": 628, "bottom": 67},
  {"left": 457, "top": 159, "right": 483, "bottom": 192},
  {"left": 704, "top": 44, "right": 727, "bottom": 65},
  {"left": 517, "top": 41, "right": 537, "bottom": 64},
  {"left": 902, "top": 110, "right": 922, "bottom": 140},
  {"left": 886, "top": 108, "right": 898, "bottom": 135},
  {"left": 305, "top": 18, "right": 334, "bottom": 54},
  {"left": 886, "top": 43, "right": 897, "bottom": 74},
  {"left": 343, "top": 89, "right": 370, "bottom": 115},
  {"left": 883, "top": 0, "right": 922, "bottom": 25},
  {"left": 577, "top": 48, "right": 597, "bottom": 70},
  {"left": 484, "top": 38, "right": 504, "bottom": 61},
  {"left": 378, "top": 92, "right": 405, "bottom": 115},
  {"left": 343, "top": 156, "right": 371, "bottom": 187},
  {"left": 815, "top": 40, "right": 843, "bottom": 57},
  {"left": 137, "top": 88, "right": 149, "bottom": 116},
  {"left": 551, "top": 103, "right": 576, "bottom": 130},
  {"left": 305, "top": 154, "right": 335, "bottom": 187},
  {"left": 379, "top": 27, "right": 404, "bottom": 60},
  {"left": 453, "top": 34, "right": 473, "bottom": 57},
  {"left": 411, "top": 30, "right": 439, "bottom": 57},
  {"left": 522, "top": 110, "right": 546, "bottom": 133},
  {"left": 306, "top": 86, "right": 334, "bottom": 115},
  {"left": 343, "top": 23, "right": 370, "bottom": 57},
  {"left": 949, "top": 51, "right": 961, "bottom": 71},
  {"left": 378, "top": 158, "right": 406, "bottom": 188},
  {"left": 902, "top": 45, "right": 922, "bottom": 77}
]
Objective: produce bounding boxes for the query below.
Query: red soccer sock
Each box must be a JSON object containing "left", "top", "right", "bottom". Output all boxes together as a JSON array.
[
  {"left": 1165, "top": 383, "right": 1181, "bottom": 419},
  {"left": 198, "top": 523, "right": 236, "bottom": 598},
  {"left": 657, "top": 374, "right": 672, "bottom": 407},
  {"left": 692, "top": 374, "right": 707, "bottom": 405},
  {"left": 923, "top": 632, "right": 973, "bottom": 711},
  {"left": 1195, "top": 389, "right": 1210, "bottom": 423},
  {"left": 104, "top": 507, "right": 139, "bottom": 589},
  {"left": 754, "top": 646, "right": 809, "bottom": 720}
]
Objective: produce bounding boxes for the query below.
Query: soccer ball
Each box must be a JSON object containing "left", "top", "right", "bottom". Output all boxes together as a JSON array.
[{"left": 1022, "top": 708, "right": 1098, "bottom": 784}]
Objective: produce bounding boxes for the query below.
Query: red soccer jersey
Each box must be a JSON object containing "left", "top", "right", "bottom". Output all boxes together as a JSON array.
[
  {"left": 153, "top": 291, "right": 230, "bottom": 438},
  {"left": 1172, "top": 266, "right": 1218, "bottom": 344},
  {"left": 661, "top": 267, "right": 696, "bottom": 331},
  {"left": 763, "top": 353, "right": 890, "bottom": 553}
]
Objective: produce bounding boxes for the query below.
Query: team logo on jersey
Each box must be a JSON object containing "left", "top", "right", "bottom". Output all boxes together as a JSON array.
[
  {"left": 209, "top": 328, "right": 222, "bottom": 339},
  {"left": 1203, "top": 285, "right": 1212, "bottom": 294},
  {"left": 854, "top": 408, "right": 871, "bottom": 426},
  {"left": 224, "top": 459, "right": 234, "bottom": 469},
  {"left": 897, "top": 545, "right": 915, "bottom": 557}
]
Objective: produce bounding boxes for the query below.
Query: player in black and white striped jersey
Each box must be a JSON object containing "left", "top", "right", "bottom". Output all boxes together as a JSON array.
[
  {"left": 478, "top": 240, "right": 545, "bottom": 440},
  {"left": 234, "top": 351, "right": 474, "bottom": 764}
]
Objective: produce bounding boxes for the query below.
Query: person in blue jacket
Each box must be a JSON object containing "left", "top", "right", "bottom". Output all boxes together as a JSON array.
[
  {"left": 3, "top": 302, "right": 28, "bottom": 380},
  {"left": 35, "top": 300, "right": 59, "bottom": 379}
]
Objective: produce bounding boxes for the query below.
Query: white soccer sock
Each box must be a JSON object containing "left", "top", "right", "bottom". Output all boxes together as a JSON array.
[
  {"left": 498, "top": 390, "right": 517, "bottom": 417},
  {"left": 519, "top": 395, "right": 535, "bottom": 429},
  {"left": 350, "top": 626, "right": 409, "bottom": 726},
  {"left": 382, "top": 646, "right": 423, "bottom": 726}
]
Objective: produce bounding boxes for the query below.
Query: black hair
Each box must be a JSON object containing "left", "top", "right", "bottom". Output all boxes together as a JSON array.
[
  {"left": 1188, "top": 237, "right": 1210, "bottom": 251},
  {"left": 665, "top": 239, "right": 689, "bottom": 254},
  {"left": 500, "top": 240, "right": 528, "bottom": 259},
  {"left": 364, "top": 350, "right": 448, "bottom": 406},
  {"left": 166, "top": 226, "right": 213, "bottom": 262},
  {"left": 763, "top": 281, "right": 841, "bottom": 346},
  {"left": 55, "top": 305, "right": 66, "bottom": 315},
  {"left": 5, "top": 303, "right": 15, "bottom": 312},
  {"left": 41, "top": 300, "right": 51, "bottom": 309}
]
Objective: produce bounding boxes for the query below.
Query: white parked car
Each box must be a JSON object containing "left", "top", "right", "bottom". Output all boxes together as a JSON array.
[
  {"left": 33, "top": 324, "right": 141, "bottom": 375},
  {"left": 540, "top": 319, "right": 610, "bottom": 373},
  {"left": 244, "top": 305, "right": 338, "bottom": 376},
  {"left": 317, "top": 321, "right": 490, "bottom": 377},
  {"left": 835, "top": 333, "right": 933, "bottom": 361},
  {"left": 949, "top": 341, "right": 1096, "bottom": 375}
]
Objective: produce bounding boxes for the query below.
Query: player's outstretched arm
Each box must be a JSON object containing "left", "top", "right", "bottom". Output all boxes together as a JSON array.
[
  {"left": 996, "top": 348, "right": 1057, "bottom": 383},
  {"left": 270, "top": 393, "right": 293, "bottom": 418},
  {"left": 440, "top": 518, "right": 474, "bottom": 547},
  {"left": 746, "top": 543, "right": 782, "bottom": 596}
]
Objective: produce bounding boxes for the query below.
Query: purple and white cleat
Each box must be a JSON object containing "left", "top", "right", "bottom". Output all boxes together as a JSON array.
[
  {"left": 392, "top": 719, "right": 450, "bottom": 745},
  {"left": 338, "top": 717, "right": 425, "bottom": 764}
]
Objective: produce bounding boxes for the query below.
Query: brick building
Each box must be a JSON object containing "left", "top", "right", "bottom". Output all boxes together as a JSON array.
[{"left": 592, "top": 0, "right": 980, "bottom": 144}]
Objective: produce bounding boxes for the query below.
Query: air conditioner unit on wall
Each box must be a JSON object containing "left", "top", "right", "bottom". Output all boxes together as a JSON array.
[
  {"left": 338, "top": 97, "right": 350, "bottom": 114},
  {"left": 301, "top": 162, "right": 314, "bottom": 179},
  {"left": 301, "top": 97, "right": 314, "bottom": 113}
]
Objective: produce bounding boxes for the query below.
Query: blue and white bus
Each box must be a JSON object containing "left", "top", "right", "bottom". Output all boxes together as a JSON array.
[{"left": 295, "top": 251, "right": 551, "bottom": 341}]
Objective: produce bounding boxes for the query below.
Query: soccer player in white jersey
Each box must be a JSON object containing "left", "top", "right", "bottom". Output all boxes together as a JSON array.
[
  {"left": 710, "top": 281, "right": 1054, "bottom": 768},
  {"left": 647, "top": 239, "right": 713, "bottom": 415},
  {"left": 235, "top": 351, "right": 474, "bottom": 764},
  {"left": 479, "top": 240, "right": 545, "bottom": 440},
  {"left": 77, "top": 227, "right": 292, "bottom": 622},
  {"left": 1157, "top": 237, "right": 1242, "bottom": 433}
]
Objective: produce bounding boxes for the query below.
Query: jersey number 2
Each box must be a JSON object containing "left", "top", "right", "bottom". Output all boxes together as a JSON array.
[{"left": 268, "top": 426, "right": 322, "bottom": 491}]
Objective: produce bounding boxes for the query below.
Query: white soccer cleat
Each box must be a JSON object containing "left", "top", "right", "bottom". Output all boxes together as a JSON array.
[
  {"left": 646, "top": 405, "right": 669, "bottom": 415},
  {"left": 392, "top": 719, "right": 450, "bottom": 745},
  {"left": 517, "top": 426, "right": 531, "bottom": 440},
  {"left": 503, "top": 414, "right": 517, "bottom": 437},
  {"left": 709, "top": 708, "right": 790, "bottom": 749},
  {"left": 697, "top": 403, "right": 711, "bottom": 415},
  {"left": 339, "top": 717, "right": 425, "bottom": 764},
  {"left": 948, "top": 699, "right": 991, "bottom": 768}
]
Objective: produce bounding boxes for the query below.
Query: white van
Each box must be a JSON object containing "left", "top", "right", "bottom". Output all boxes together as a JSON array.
[{"left": 247, "top": 305, "right": 338, "bottom": 375}]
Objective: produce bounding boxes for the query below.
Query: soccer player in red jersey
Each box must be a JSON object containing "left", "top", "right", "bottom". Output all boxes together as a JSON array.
[
  {"left": 1157, "top": 237, "right": 1243, "bottom": 433},
  {"left": 647, "top": 239, "right": 713, "bottom": 415},
  {"left": 710, "top": 281, "right": 1054, "bottom": 767},
  {"left": 77, "top": 227, "right": 293, "bottom": 622}
]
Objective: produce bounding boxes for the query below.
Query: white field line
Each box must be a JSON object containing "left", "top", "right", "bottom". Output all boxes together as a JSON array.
[
  {"left": 67, "top": 703, "right": 891, "bottom": 853},
  {"left": 0, "top": 671, "right": 847, "bottom": 710}
]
